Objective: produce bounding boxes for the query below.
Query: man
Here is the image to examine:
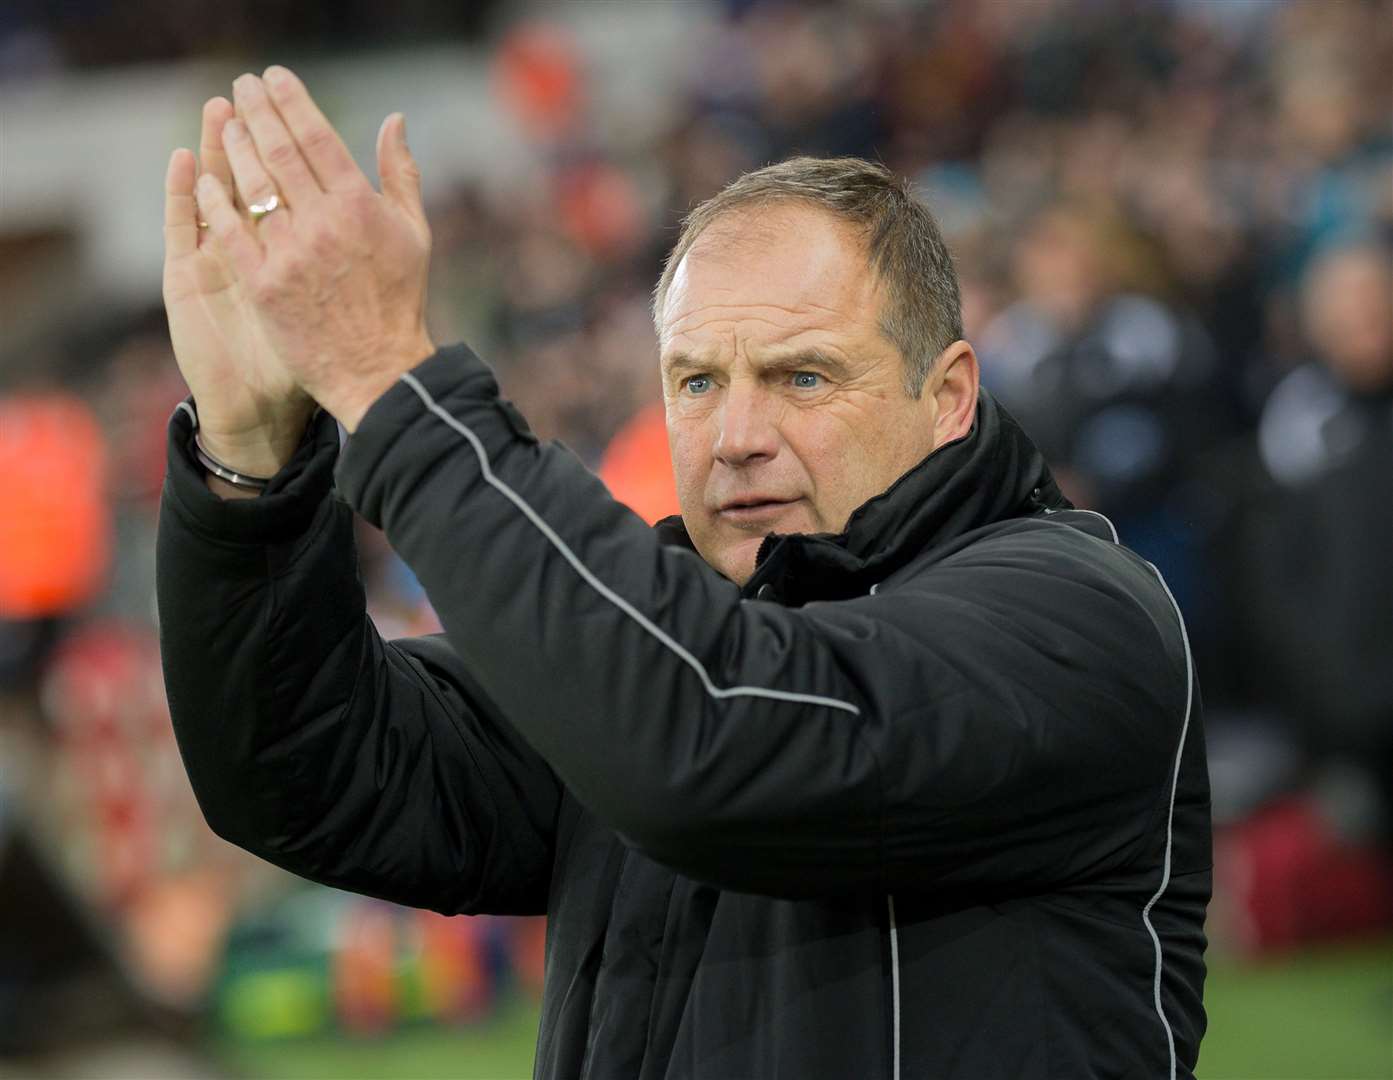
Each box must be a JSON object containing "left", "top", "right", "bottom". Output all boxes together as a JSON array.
[{"left": 159, "top": 68, "right": 1209, "bottom": 1078}]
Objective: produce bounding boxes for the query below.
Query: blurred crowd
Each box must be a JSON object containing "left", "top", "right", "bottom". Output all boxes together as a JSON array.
[
  {"left": 0, "top": 0, "right": 502, "bottom": 76},
  {"left": 2, "top": 0, "right": 1391, "bottom": 1062}
]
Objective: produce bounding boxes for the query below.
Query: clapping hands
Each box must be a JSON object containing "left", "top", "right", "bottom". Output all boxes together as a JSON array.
[{"left": 163, "top": 66, "right": 435, "bottom": 485}]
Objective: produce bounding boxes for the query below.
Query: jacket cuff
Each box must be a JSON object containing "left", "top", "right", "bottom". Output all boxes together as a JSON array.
[
  {"left": 335, "top": 344, "right": 538, "bottom": 529},
  {"left": 162, "top": 400, "right": 340, "bottom": 546}
]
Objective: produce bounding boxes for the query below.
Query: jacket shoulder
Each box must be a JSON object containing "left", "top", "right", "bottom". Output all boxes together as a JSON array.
[
  {"left": 929, "top": 510, "right": 1168, "bottom": 601},
  {"left": 894, "top": 510, "right": 1192, "bottom": 704}
]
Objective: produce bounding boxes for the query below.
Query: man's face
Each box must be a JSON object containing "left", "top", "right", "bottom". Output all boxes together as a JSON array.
[
  {"left": 658, "top": 204, "right": 944, "bottom": 584},
  {"left": 1304, "top": 247, "right": 1393, "bottom": 394}
]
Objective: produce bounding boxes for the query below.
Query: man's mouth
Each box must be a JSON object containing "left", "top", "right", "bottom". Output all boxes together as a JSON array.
[{"left": 715, "top": 497, "right": 802, "bottom": 527}]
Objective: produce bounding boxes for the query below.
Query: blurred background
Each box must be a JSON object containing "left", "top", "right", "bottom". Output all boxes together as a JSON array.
[{"left": 1, "top": 0, "right": 1390, "bottom": 1077}]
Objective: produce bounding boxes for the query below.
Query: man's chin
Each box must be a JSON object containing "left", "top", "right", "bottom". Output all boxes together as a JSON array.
[
  {"left": 691, "top": 506, "right": 820, "bottom": 584},
  {"left": 713, "top": 526, "right": 799, "bottom": 586},
  {"left": 722, "top": 538, "right": 765, "bottom": 585}
]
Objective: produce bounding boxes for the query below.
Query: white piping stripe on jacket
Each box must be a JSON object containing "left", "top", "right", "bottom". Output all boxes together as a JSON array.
[
  {"left": 872, "top": 583, "right": 900, "bottom": 1080},
  {"left": 1138, "top": 561, "right": 1193, "bottom": 1080},
  {"left": 1048, "top": 507, "right": 1191, "bottom": 1080},
  {"left": 887, "top": 893, "right": 901, "bottom": 1080},
  {"left": 1071, "top": 506, "right": 1120, "bottom": 544},
  {"left": 397, "top": 372, "right": 861, "bottom": 716}
]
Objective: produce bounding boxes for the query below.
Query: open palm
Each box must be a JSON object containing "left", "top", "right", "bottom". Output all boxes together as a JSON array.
[{"left": 163, "top": 98, "right": 312, "bottom": 473}]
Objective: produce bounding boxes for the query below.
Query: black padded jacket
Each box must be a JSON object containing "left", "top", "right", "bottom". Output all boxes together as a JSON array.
[{"left": 157, "top": 344, "right": 1210, "bottom": 1079}]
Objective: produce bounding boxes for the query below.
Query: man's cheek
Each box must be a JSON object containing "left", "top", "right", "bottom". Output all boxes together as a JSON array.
[
  {"left": 678, "top": 455, "right": 719, "bottom": 515},
  {"left": 666, "top": 435, "right": 703, "bottom": 489}
]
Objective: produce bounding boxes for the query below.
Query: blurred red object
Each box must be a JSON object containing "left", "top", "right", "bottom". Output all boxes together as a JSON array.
[
  {"left": 493, "top": 22, "right": 584, "bottom": 139},
  {"left": 334, "top": 903, "right": 398, "bottom": 1034},
  {"left": 1215, "top": 795, "right": 1393, "bottom": 955},
  {"left": 599, "top": 403, "right": 679, "bottom": 525},
  {"left": 415, "top": 909, "right": 492, "bottom": 1022},
  {"left": 512, "top": 916, "right": 547, "bottom": 998},
  {"left": 44, "top": 622, "right": 172, "bottom": 908},
  {"left": 556, "top": 161, "right": 645, "bottom": 259},
  {"left": 0, "top": 393, "right": 111, "bottom": 618}
]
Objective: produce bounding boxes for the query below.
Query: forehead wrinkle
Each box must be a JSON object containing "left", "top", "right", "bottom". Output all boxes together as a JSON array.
[
  {"left": 663, "top": 342, "right": 849, "bottom": 372},
  {"left": 663, "top": 331, "right": 818, "bottom": 378},
  {"left": 674, "top": 290, "right": 850, "bottom": 317},
  {"left": 669, "top": 277, "right": 860, "bottom": 316},
  {"left": 664, "top": 295, "right": 861, "bottom": 346},
  {"left": 661, "top": 209, "right": 890, "bottom": 359}
]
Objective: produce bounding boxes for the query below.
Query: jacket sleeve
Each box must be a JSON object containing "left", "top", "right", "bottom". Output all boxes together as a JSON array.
[
  {"left": 156, "top": 403, "right": 562, "bottom": 915},
  {"left": 337, "top": 347, "right": 1193, "bottom": 899}
]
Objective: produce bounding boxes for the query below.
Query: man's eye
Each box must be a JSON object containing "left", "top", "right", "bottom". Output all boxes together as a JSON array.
[
  {"left": 684, "top": 375, "right": 713, "bottom": 395},
  {"left": 791, "top": 371, "right": 821, "bottom": 389}
]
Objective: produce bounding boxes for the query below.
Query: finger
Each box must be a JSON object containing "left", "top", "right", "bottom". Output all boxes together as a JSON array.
[
  {"left": 198, "top": 97, "right": 236, "bottom": 195},
  {"left": 261, "top": 65, "right": 370, "bottom": 194},
  {"left": 376, "top": 113, "right": 425, "bottom": 224},
  {"left": 195, "top": 98, "right": 236, "bottom": 251},
  {"left": 222, "top": 119, "right": 294, "bottom": 241},
  {"left": 164, "top": 148, "right": 199, "bottom": 258},
  {"left": 196, "top": 172, "right": 263, "bottom": 280},
  {"left": 231, "top": 73, "right": 322, "bottom": 206}
]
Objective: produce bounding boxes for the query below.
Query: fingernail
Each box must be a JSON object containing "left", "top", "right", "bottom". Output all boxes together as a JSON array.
[
  {"left": 396, "top": 114, "right": 408, "bottom": 147},
  {"left": 233, "top": 73, "right": 256, "bottom": 94},
  {"left": 263, "top": 65, "right": 289, "bottom": 85},
  {"left": 224, "top": 119, "right": 245, "bottom": 141}
]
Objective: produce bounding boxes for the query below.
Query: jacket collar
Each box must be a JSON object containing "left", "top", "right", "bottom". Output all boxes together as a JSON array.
[{"left": 654, "top": 390, "right": 1069, "bottom": 605}]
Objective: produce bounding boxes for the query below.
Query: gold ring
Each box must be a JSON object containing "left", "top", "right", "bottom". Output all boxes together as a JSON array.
[{"left": 248, "top": 194, "right": 284, "bottom": 222}]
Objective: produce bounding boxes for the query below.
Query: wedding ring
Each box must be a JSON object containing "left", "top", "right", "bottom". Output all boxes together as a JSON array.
[{"left": 248, "top": 194, "right": 284, "bottom": 222}]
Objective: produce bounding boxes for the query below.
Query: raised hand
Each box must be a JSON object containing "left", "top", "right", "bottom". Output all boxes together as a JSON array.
[
  {"left": 163, "top": 97, "right": 315, "bottom": 482},
  {"left": 195, "top": 67, "right": 434, "bottom": 433}
]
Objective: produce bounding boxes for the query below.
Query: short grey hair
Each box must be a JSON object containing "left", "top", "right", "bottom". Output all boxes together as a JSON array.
[{"left": 652, "top": 157, "right": 963, "bottom": 397}]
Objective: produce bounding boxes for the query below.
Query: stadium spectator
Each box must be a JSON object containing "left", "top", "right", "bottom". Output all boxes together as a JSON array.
[{"left": 1225, "top": 242, "right": 1393, "bottom": 827}]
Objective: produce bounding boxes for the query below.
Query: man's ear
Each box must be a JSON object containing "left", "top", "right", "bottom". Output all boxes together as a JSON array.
[{"left": 931, "top": 340, "right": 980, "bottom": 449}]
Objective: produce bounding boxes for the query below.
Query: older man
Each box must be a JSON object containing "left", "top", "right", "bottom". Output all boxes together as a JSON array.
[{"left": 158, "top": 69, "right": 1208, "bottom": 1079}]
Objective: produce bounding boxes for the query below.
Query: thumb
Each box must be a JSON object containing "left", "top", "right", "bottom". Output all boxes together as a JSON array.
[{"left": 378, "top": 113, "right": 424, "bottom": 222}]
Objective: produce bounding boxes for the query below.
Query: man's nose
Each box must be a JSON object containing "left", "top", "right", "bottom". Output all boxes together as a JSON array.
[{"left": 713, "top": 382, "right": 780, "bottom": 467}]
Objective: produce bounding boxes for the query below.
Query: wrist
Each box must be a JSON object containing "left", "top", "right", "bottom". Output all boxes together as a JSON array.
[
  {"left": 332, "top": 333, "right": 436, "bottom": 433},
  {"left": 196, "top": 404, "right": 314, "bottom": 478},
  {"left": 205, "top": 472, "right": 263, "bottom": 501}
]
